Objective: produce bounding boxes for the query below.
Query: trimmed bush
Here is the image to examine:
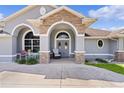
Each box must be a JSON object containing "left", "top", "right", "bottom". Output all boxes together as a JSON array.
[
  {"left": 26, "top": 57, "right": 38, "bottom": 65},
  {"left": 16, "top": 59, "right": 26, "bottom": 64},
  {"left": 95, "top": 58, "right": 108, "bottom": 63}
]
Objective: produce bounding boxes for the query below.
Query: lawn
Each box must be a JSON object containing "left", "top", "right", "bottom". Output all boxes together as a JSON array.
[{"left": 86, "top": 63, "right": 124, "bottom": 75}]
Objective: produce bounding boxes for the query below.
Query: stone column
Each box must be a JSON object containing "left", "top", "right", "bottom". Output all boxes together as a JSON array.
[
  {"left": 115, "top": 51, "right": 124, "bottom": 62},
  {"left": 75, "top": 51, "right": 85, "bottom": 64},
  {"left": 39, "top": 51, "right": 50, "bottom": 64},
  {"left": 39, "top": 35, "right": 50, "bottom": 63},
  {"left": 115, "top": 38, "right": 124, "bottom": 62},
  {"left": 75, "top": 34, "right": 85, "bottom": 64}
]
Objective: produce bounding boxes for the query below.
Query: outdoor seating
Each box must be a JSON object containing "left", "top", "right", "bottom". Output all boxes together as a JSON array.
[{"left": 52, "top": 49, "right": 61, "bottom": 59}]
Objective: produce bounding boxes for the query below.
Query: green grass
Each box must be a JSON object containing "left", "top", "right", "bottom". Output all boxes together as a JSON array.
[{"left": 86, "top": 63, "right": 124, "bottom": 75}]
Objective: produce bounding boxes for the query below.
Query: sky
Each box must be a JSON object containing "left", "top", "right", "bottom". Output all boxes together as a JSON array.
[{"left": 0, "top": 5, "right": 124, "bottom": 31}]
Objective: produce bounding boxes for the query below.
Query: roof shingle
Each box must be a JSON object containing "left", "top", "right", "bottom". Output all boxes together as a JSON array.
[{"left": 85, "top": 28, "right": 111, "bottom": 37}]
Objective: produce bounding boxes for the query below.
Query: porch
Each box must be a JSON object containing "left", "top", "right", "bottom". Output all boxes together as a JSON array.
[{"left": 13, "top": 21, "right": 85, "bottom": 64}]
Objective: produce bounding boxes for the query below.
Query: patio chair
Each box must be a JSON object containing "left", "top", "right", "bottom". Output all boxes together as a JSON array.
[
  {"left": 52, "top": 49, "right": 61, "bottom": 59},
  {"left": 17, "top": 50, "right": 28, "bottom": 60}
]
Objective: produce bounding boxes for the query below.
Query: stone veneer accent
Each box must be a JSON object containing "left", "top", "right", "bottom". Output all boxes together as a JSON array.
[
  {"left": 39, "top": 52, "right": 50, "bottom": 64},
  {"left": 29, "top": 10, "right": 87, "bottom": 34},
  {"left": 75, "top": 52, "right": 85, "bottom": 64},
  {"left": 115, "top": 51, "right": 124, "bottom": 62}
]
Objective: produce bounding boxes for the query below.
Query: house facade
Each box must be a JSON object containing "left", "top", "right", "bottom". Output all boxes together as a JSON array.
[{"left": 0, "top": 5, "right": 124, "bottom": 63}]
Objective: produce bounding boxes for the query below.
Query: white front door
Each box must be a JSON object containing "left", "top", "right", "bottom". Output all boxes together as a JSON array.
[{"left": 56, "top": 39, "right": 69, "bottom": 58}]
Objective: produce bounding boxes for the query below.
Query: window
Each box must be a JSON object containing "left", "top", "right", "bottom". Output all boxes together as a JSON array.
[
  {"left": 56, "top": 32, "right": 69, "bottom": 39},
  {"left": 24, "top": 32, "right": 40, "bottom": 53},
  {"left": 97, "top": 40, "right": 104, "bottom": 48}
]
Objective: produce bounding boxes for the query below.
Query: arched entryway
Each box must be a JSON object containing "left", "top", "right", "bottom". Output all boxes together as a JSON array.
[
  {"left": 49, "top": 22, "right": 76, "bottom": 58},
  {"left": 12, "top": 24, "right": 40, "bottom": 54},
  {"left": 40, "top": 21, "right": 85, "bottom": 63}
]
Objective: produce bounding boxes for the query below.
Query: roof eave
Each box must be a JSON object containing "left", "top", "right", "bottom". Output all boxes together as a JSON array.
[
  {"left": 82, "top": 18, "right": 97, "bottom": 27},
  {"left": 85, "top": 36, "right": 109, "bottom": 39}
]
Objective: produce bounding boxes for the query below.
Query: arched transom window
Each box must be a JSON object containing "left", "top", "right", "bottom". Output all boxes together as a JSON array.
[
  {"left": 56, "top": 32, "right": 69, "bottom": 39},
  {"left": 24, "top": 32, "right": 40, "bottom": 53}
]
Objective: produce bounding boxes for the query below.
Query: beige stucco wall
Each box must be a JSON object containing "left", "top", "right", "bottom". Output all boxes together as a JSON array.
[
  {"left": 0, "top": 37, "right": 13, "bottom": 55},
  {"left": 85, "top": 39, "right": 110, "bottom": 54},
  {"left": 85, "top": 38, "right": 116, "bottom": 59},
  {"left": 4, "top": 5, "right": 55, "bottom": 35}
]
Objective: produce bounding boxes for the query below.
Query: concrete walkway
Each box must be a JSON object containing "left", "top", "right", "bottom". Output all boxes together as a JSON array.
[{"left": 0, "top": 62, "right": 124, "bottom": 87}]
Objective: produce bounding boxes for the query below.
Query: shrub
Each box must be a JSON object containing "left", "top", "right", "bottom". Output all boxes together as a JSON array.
[
  {"left": 95, "top": 58, "right": 108, "bottom": 63},
  {"left": 26, "top": 57, "right": 38, "bottom": 65},
  {"left": 15, "top": 59, "right": 19, "bottom": 63},
  {"left": 85, "top": 59, "right": 90, "bottom": 64},
  {"left": 16, "top": 59, "right": 26, "bottom": 64}
]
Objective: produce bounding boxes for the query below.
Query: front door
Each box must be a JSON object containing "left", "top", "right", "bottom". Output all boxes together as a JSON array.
[{"left": 56, "top": 40, "right": 69, "bottom": 58}]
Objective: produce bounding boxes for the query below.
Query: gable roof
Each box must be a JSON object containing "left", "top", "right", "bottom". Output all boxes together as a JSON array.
[
  {"left": 85, "top": 28, "right": 111, "bottom": 37},
  {"left": 3, "top": 5, "right": 58, "bottom": 21},
  {"left": 39, "top": 6, "right": 85, "bottom": 19}
]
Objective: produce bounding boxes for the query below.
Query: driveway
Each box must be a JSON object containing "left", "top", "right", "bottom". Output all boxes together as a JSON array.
[{"left": 0, "top": 62, "right": 124, "bottom": 87}]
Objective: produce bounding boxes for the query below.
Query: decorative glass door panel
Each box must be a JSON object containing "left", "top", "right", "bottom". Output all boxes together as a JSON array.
[{"left": 57, "top": 40, "right": 69, "bottom": 58}]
